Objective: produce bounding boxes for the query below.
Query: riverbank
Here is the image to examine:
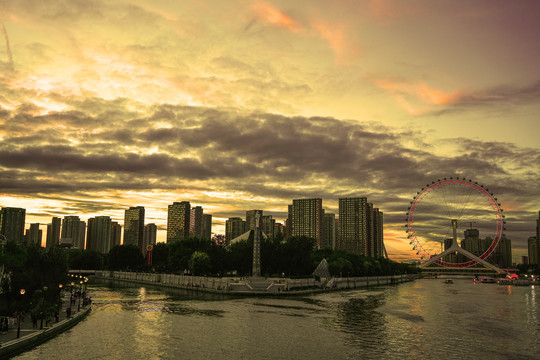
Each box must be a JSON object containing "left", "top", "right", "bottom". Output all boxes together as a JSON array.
[
  {"left": 95, "top": 271, "right": 418, "bottom": 295},
  {"left": 0, "top": 299, "right": 91, "bottom": 359}
]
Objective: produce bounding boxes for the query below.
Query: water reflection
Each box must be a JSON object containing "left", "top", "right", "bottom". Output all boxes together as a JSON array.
[{"left": 12, "top": 278, "right": 540, "bottom": 360}]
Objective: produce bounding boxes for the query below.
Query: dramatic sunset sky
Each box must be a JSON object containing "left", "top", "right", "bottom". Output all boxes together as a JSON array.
[{"left": 0, "top": 0, "right": 538, "bottom": 262}]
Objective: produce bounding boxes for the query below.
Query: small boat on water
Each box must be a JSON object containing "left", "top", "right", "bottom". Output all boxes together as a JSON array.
[
  {"left": 496, "top": 278, "right": 512, "bottom": 285},
  {"left": 480, "top": 277, "right": 496, "bottom": 283},
  {"left": 444, "top": 279, "right": 453, "bottom": 284}
]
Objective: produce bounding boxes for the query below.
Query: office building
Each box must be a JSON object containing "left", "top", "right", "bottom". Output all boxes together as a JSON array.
[
  {"left": 226, "top": 217, "right": 245, "bottom": 244},
  {"left": 167, "top": 202, "right": 190, "bottom": 243},
  {"left": 203, "top": 214, "right": 212, "bottom": 240},
  {"left": 291, "top": 198, "right": 323, "bottom": 246},
  {"left": 61, "top": 216, "right": 86, "bottom": 249},
  {"left": 46, "top": 217, "right": 61, "bottom": 248},
  {"left": 0, "top": 207, "right": 26, "bottom": 244},
  {"left": 190, "top": 206, "right": 204, "bottom": 238},
  {"left": 338, "top": 197, "right": 367, "bottom": 255},
  {"left": 87, "top": 216, "right": 112, "bottom": 253},
  {"left": 124, "top": 206, "right": 145, "bottom": 248}
]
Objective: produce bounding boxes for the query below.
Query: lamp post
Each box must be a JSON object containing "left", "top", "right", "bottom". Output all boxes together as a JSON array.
[
  {"left": 16, "top": 289, "right": 25, "bottom": 339},
  {"left": 77, "top": 281, "right": 83, "bottom": 312}
]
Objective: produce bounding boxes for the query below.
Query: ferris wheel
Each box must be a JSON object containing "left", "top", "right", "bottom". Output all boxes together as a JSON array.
[{"left": 405, "top": 177, "right": 505, "bottom": 268}]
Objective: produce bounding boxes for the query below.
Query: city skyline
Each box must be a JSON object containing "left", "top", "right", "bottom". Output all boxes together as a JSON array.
[{"left": 0, "top": 1, "right": 539, "bottom": 261}]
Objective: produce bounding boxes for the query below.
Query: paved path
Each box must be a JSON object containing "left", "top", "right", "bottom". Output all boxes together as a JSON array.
[{"left": 0, "top": 292, "right": 89, "bottom": 345}]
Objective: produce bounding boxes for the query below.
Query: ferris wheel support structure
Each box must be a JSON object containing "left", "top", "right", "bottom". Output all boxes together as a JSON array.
[{"left": 420, "top": 219, "right": 504, "bottom": 274}]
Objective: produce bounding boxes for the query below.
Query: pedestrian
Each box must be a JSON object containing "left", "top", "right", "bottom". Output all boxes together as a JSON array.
[
  {"left": 66, "top": 307, "right": 71, "bottom": 319},
  {"left": 31, "top": 313, "right": 37, "bottom": 328}
]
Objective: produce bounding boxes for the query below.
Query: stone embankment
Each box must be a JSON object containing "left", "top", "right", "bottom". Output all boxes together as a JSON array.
[{"left": 95, "top": 271, "right": 417, "bottom": 295}]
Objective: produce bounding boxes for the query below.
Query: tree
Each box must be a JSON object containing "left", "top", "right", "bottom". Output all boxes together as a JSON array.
[
  {"left": 107, "top": 245, "right": 145, "bottom": 271},
  {"left": 188, "top": 251, "right": 212, "bottom": 276},
  {"left": 151, "top": 242, "right": 169, "bottom": 272}
]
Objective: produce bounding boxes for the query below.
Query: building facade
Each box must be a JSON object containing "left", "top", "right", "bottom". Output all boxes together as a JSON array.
[
  {"left": 291, "top": 198, "right": 323, "bottom": 246},
  {"left": 61, "top": 216, "right": 86, "bottom": 249},
  {"left": 111, "top": 221, "right": 122, "bottom": 248},
  {"left": 225, "top": 217, "right": 245, "bottom": 244},
  {"left": 190, "top": 206, "right": 204, "bottom": 238},
  {"left": 322, "top": 213, "right": 337, "bottom": 249},
  {"left": 0, "top": 207, "right": 26, "bottom": 244},
  {"left": 143, "top": 223, "right": 157, "bottom": 250},
  {"left": 87, "top": 216, "right": 112, "bottom": 253},
  {"left": 246, "top": 210, "right": 264, "bottom": 232},
  {"left": 261, "top": 215, "right": 275, "bottom": 238},
  {"left": 46, "top": 216, "right": 61, "bottom": 248},
  {"left": 203, "top": 214, "right": 212, "bottom": 240},
  {"left": 338, "top": 197, "right": 367, "bottom": 255},
  {"left": 167, "top": 202, "right": 190, "bottom": 243},
  {"left": 26, "top": 223, "right": 42, "bottom": 246},
  {"left": 124, "top": 206, "right": 145, "bottom": 248}
]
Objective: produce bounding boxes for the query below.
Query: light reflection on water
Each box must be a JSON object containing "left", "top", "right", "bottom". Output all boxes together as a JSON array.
[{"left": 13, "top": 278, "right": 540, "bottom": 360}]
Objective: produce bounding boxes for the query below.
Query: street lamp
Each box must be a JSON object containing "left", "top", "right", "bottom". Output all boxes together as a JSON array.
[
  {"left": 77, "top": 281, "right": 83, "bottom": 311},
  {"left": 16, "top": 289, "right": 25, "bottom": 339}
]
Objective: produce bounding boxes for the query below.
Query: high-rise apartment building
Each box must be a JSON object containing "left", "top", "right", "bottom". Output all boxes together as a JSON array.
[
  {"left": 274, "top": 223, "right": 284, "bottom": 241},
  {"left": 291, "top": 198, "right": 323, "bottom": 246},
  {"left": 246, "top": 210, "right": 263, "bottom": 232},
  {"left": 190, "top": 206, "right": 204, "bottom": 238},
  {"left": 26, "top": 223, "right": 42, "bottom": 246},
  {"left": 261, "top": 215, "right": 275, "bottom": 238},
  {"left": 537, "top": 211, "right": 540, "bottom": 265},
  {"left": 46, "top": 217, "right": 61, "bottom": 248},
  {"left": 167, "top": 202, "right": 190, "bottom": 243},
  {"left": 286, "top": 205, "right": 293, "bottom": 239},
  {"left": 124, "top": 206, "right": 145, "bottom": 248},
  {"left": 338, "top": 197, "right": 367, "bottom": 255},
  {"left": 322, "top": 213, "right": 337, "bottom": 249},
  {"left": 143, "top": 223, "right": 157, "bottom": 249},
  {"left": 111, "top": 221, "right": 122, "bottom": 247},
  {"left": 61, "top": 216, "right": 86, "bottom": 249},
  {"left": 203, "top": 214, "right": 212, "bottom": 240},
  {"left": 366, "top": 203, "right": 375, "bottom": 257},
  {"left": 87, "top": 216, "right": 112, "bottom": 253},
  {"left": 373, "top": 208, "right": 384, "bottom": 257},
  {"left": 528, "top": 236, "right": 538, "bottom": 265},
  {"left": 226, "top": 217, "right": 245, "bottom": 244},
  {"left": 0, "top": 207, "right": 26, "bottom": 244}
]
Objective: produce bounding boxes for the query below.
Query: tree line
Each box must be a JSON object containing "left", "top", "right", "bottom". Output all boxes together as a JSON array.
[
  {"left": 65, "top": 235, "right": 419, "bottom": 277},
  {"left": 0, "top": 241, "right": 67, "bottom": 330}
]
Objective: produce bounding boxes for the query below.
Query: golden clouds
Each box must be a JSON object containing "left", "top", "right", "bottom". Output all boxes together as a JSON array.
[{"left": 373, "top": 77, "right": 463, "bottom": 115}]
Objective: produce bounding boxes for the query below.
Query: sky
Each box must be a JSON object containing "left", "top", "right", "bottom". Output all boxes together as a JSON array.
[{"left": 0, "top": 0, "right": 539, "bottom": 262}]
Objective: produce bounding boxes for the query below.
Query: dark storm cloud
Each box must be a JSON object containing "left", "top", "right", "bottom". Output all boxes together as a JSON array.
[{"left": 1, "top": 101, "right": 538, "bottom": 240}]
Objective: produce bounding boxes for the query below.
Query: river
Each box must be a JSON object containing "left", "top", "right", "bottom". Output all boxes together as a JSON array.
[{"left": 13, "top": 278, "right": 539, "bottom": 360}]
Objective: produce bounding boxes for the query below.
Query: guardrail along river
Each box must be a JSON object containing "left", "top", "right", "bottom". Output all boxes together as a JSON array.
[{"left": 13, "top": 278, "right": 539, "bottom": 360}]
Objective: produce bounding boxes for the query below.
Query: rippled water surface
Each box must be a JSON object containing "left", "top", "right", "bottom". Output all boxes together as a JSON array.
[{"left": 14, "top": 278, "right": 539, "bottom": 360}]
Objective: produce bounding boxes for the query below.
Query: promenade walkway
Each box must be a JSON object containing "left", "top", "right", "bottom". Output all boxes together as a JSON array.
[{"left": 0, "top": 292, "right": 90, "bottom": 355}]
